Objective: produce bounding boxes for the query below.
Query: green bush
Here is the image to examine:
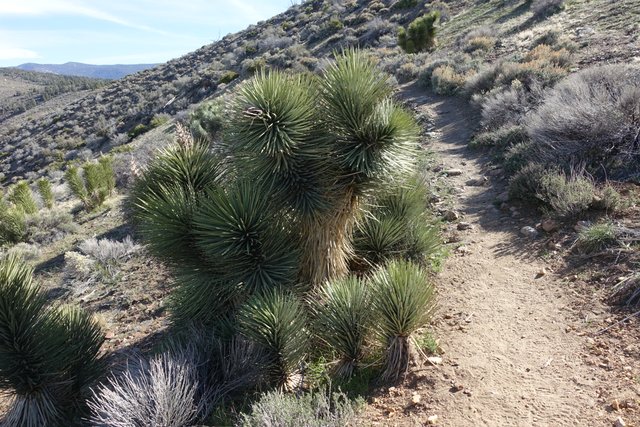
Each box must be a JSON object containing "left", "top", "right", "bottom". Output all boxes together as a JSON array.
[
  {"left": 508, "top": 163, "right": 547, "bottom": 203},
  {"left": 65, "top": 156, "right": 115, "bottom": 211},
  {"left": 132, "top": 51, "right": 432, "bottom": 387},
  {"left": 371, "top": 260, "right": 435, "bottom": 381},
  {"left": 392, "top": 0, "right": 418, "bottom": 9},
  {"left": 219, "top": 70, "right": 239, "bottom": 84},
  {"left": 36, "top": 178, "right": 54, "bottom": 209},
  {"left": 398, "top": 12, "right": 439, "bottom": 53},
  {"left": 0, "top": 255, "right": 104, "bottom": 426},
  {"left": 354, "top": 179, "right": 440, "bottom": 268},
  {"left": 127, "top": 123, "right": 149, "bottom": 139}
]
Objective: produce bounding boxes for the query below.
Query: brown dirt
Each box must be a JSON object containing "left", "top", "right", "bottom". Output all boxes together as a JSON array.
[{"left": 361, "top": 83, "right": 640, "bottom": 426}]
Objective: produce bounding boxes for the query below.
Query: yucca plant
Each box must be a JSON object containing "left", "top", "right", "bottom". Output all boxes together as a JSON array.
[
  {"left": 371, "top": 260, "right": 435, "bottom": 382},
  {"left": 65, "top": 156, "right": 116, "bottom": 211},
  {"left": 0, "top": 200, "right": 26, "bottom": 245},
  {"left": 226, "top": 50, "right": 419, "bottom": 286},
  {"left": 238, "top": 288, "right": 308, "bottom": 388},
  {"left": 36, "top": 178, "right": 54, "bottom": 209},
  {"left": 0, "top": 255, "right": 104, "bottom": 426},
  {"left": 311, "top": 276, "right": 371, "bottom": 378},
  {"left": 132, "top": 140, "right": 224, "bottom": 262},
  {"left": 354, "top": 178, "right": 440, "bottom": 269},
  {"left": 8, "top": 181, "right": 38, "bottom": 215},
  {"left": 192, "top": 181, "right": 300, "bottom": 294}
]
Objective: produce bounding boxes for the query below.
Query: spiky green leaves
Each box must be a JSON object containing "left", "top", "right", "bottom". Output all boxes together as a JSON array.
[
  {"left": 371, "top": 260, "right": 435, "bottom": 381},
  {"left": 228, "top": 70, "right": 332, "bottom": 220},
  {"left": 193, "top": 181, "right": 299, "bottom": 293},
  {"left": 65, "top": 156, "right": 116, "bottom": 211},
  {"left": 355, "top": 179, "right": 441, "bottom": 269},
  {"left": 132, "top": 140, "right": 223, "bottom": 262},
  {"left": 320, "top": 50, "right": 419, "bottom": 193},
  {"left": 311, "top": 276, "right": 370, "bottom": 378},
  {"left": 36, "top": 178, "right": 54, "bottom": 209},
  {"left": 8, "top": 182, "right": 38, "bottom": 215},
  {"left": 238, "top": 289, "right": 308, "bottom": 388},
  {"left": 0, "top": 255, "right": 104, "bottom": 426}
]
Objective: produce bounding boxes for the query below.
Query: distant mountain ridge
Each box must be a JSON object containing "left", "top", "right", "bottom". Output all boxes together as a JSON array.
[{"left": 16, "top": 62, "right": 158, "bottom": 79}]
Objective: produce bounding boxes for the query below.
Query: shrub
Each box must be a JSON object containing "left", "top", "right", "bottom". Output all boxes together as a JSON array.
[
  {"left": 479, "top": 84, "right": 543, "bottom": 131},
  {"left": 238, "top": 289, "right": 308, "bottom": 388},
  {"left": 127, "top": 123, "right": 148, "bottom": 139},
  {"left": 575, "top": 222, "right": 617, "bottom": 253},
  {"left": 392, "top": 0, "right": 418, "bottom": 9},
  {"left": 219, "top": 70, "right": 239, "bottom": 84},
  {"left": 527, "top": 65, "right": 640, "bottom": 180},
  {"left": 189, "top": 99, "right": 225, "bottom": 141},
  {"left": 464, "top": 36, "right": 495, "bottom": 53},
  {"left": 371, "top": 260, "right": 435, "bottom": 381},
  {"left": 25, "top": 208, "right": 78, "bottom": 244},
  {"left": 8, "top": 181, "right": 37, "bottom": 215},
  {"left": 89, "top": 352, "right": 203, "bottom": 427},
  {"left": 149, "top": 114, "right": 170, "bottom": 128},
  {"left": 471, "top": 125, "right": 528, "bottom": 148},
  {"left": 0, "top": 255, "right": 104, "bottom": 426},
  {"left": 311, "top": 276, "right": 371, "bottom": 378},
  {"left": 503, "top": 141, "right": 536, "bottom": 175},
  {"left": 537, "top": 171, "right": 595, "bottom": 218},
  {"left": 431, "top": 65, "right": 468, "bottom": 95},
  {"left": 36, "top": 178, "right": 54, "bottom": 209},
  {"left": 398, "top": 12, "right": 439, "bottom": 53},
  {"left": 594, "top": 184, "right": 622, "bottom": 212},
  {"left": 65, "top": 156, "right": 115, "bottom": 211},
  {"left": 78, "top": 236, "right": 140, "bottom": 278},
  {"left": 508, "top": 163, "right": 546, "bottom": 202},
  {"left": 240, "top": 388, "right": 362, "bottom": 427},
  {"left": 531, "top": 0, "right": 565, "bottom": 18}
]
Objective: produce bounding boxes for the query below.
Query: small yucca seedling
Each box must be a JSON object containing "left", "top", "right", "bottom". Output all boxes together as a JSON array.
[
  {"left": 371, "top": 260, "right": 435, "bottom": 382},
  {"left": 0, "top": 255, "right": 104, "bottom": 426},
  {"left": 238, "top": 289, "right": 308, "bottom": 388},
  {"left": 311, "top": 276, "right": 371, "bottom": 378},
  {"left": 8, "top": 181, "right": 38, "bottom": 215},
  {"left": 36, "top": 178, "right": 54, "bottom": 209}
]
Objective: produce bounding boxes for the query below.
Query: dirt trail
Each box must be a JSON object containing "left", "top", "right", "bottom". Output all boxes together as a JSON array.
[{"left": 366, "top": 85, "right": 613, "bottom": 426}]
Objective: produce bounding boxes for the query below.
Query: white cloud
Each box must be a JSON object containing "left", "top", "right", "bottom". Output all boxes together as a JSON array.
[
  {"left": 0, "top": 0, "right": 168, "bottom": 34},
  {"left": 0, "top": 46, "right": 39, "bottom": 60}
]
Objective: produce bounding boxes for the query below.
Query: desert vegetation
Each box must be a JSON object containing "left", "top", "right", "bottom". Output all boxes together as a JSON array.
[{"left": 0, "top": 0, "right": 639, "bottom": 424}]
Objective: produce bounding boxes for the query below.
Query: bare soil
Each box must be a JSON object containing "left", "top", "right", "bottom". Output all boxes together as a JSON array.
[{"left": 361, "top": 84, "right": 640, "bottom": 426}]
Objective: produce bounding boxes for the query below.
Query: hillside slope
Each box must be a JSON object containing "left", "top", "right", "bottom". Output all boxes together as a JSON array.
[{"left": 0, "top": 0, "right": 639, "bottom": 425}]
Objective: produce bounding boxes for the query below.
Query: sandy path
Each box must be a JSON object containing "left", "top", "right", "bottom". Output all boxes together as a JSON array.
[{"left": 365, "top": 84, "right": 611, "bottom": 426}]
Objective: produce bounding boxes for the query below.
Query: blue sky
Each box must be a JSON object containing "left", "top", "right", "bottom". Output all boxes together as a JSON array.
[{"left": 0, "top": 0, "right": 295, "bottom": 67}]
